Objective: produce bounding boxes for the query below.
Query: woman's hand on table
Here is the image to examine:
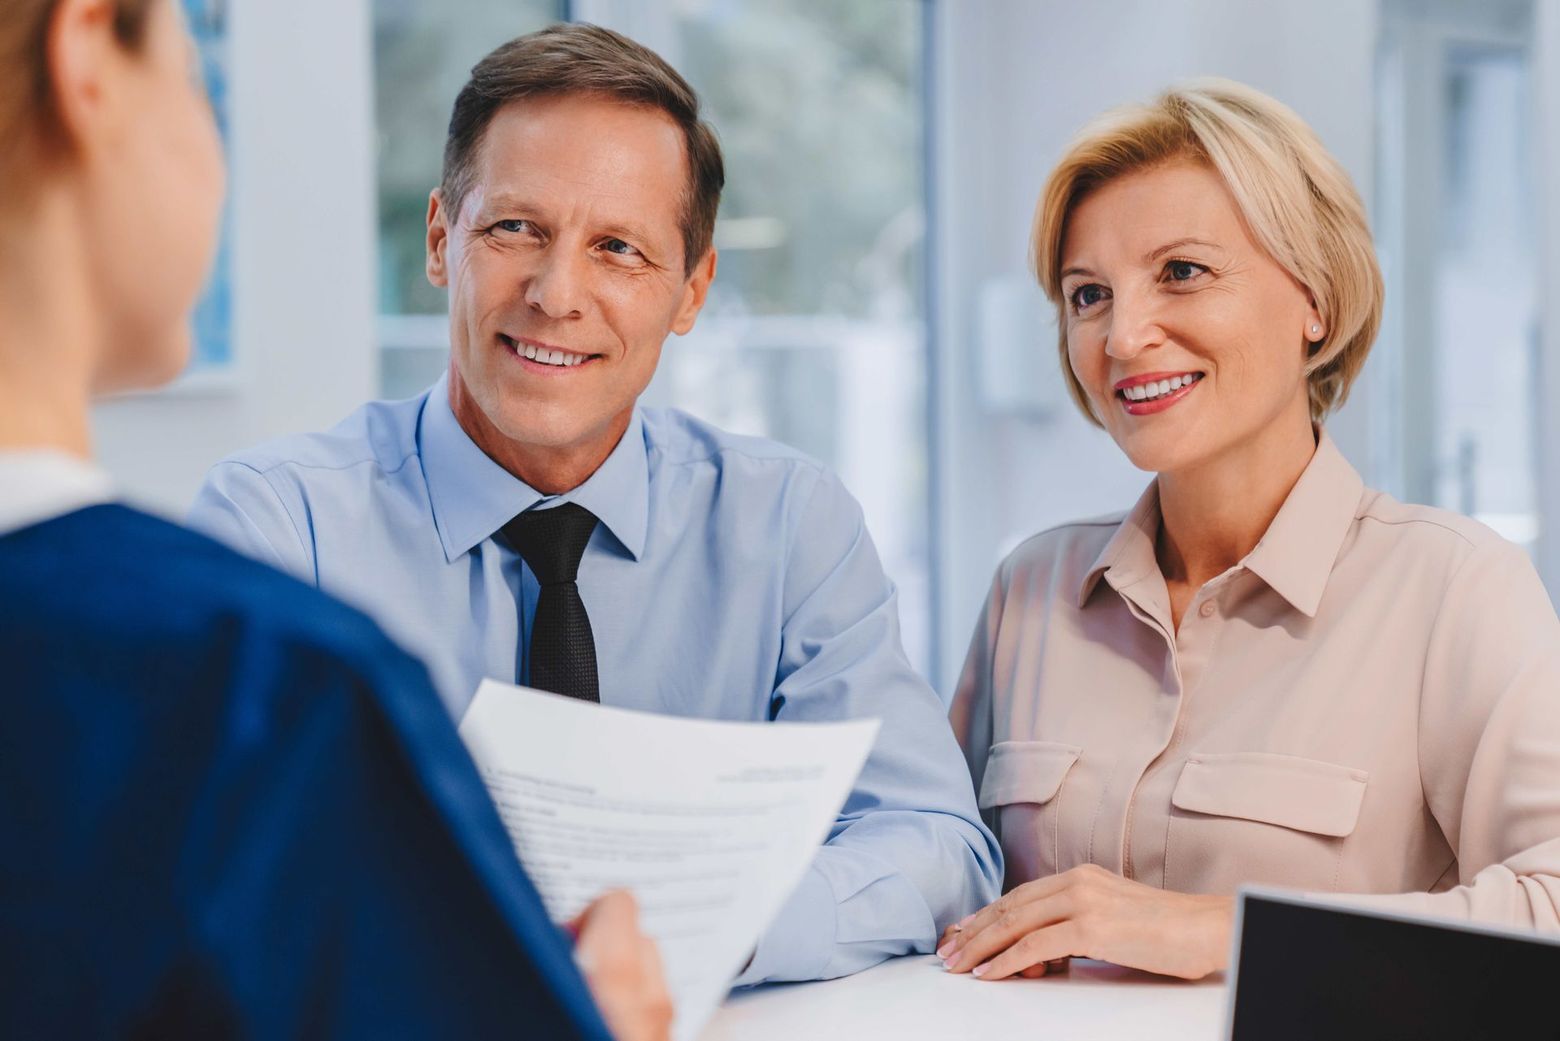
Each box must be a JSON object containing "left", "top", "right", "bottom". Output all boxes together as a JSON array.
[{"left": 936, "top": 864, "right": 1234, "bottom": 981}]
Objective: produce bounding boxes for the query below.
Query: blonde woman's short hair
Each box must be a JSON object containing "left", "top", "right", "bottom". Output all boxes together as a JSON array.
[{"left": 1032, "top": 78, "right": 1384, "bottom": 425}]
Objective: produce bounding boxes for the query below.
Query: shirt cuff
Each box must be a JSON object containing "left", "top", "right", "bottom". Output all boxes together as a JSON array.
[{"left": 730, "top": 865, "right": 837, "bottom": 987}]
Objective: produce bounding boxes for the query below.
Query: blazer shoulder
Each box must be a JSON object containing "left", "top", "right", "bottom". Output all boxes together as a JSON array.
[{"left": 8, "top": 505, "right": 408, "bottom": 679}]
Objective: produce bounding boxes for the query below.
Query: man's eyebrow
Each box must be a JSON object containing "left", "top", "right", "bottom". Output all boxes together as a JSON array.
[
  {"left": 468, "top": 196, "right": 658, "bottom": 244},
  {"left": 471, "top": 193, "right": 539, "bottom": 217},
  {"left": 1145, "top": 237, "right": 1222, "bottom": 262},
  {"left": 595, "top": 220, "right": 657, "bottom": 245}
]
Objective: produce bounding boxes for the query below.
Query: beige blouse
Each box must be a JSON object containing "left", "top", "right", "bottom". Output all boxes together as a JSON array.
[{"left": 951, "top": 431, "right": 1560, "bottom": 928}]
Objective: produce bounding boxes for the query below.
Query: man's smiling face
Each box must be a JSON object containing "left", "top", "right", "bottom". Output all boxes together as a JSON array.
[{"left": 427, "top": 93, "right": 715, "bottom": 484}]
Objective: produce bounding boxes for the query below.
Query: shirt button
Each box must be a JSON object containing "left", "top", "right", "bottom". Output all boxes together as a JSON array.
[{"left": 1199, "top": 601, "right": 1217, "bottom": 618}]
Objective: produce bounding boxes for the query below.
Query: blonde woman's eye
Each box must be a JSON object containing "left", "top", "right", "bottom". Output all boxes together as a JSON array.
[
  {"left": 1070, "top": 283, "right": 1108, "bottom": 311},
  {"left": 1165, "top": 260, "right": 1207, "bottom": 282}
]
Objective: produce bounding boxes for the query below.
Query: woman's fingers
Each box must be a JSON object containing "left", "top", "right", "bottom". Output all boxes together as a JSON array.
[
  {"left": 943, "top": 868, "right": 1233, "bottom": 982},
  {"left": 971, "top": 921, "right": 1083, "bottom": 981},
  {"left": 943, "top": 889, "right": 1073, "bottom": 973},
  {"left": 958, "top": 872, "right": 1073, "bottom": 941},
  {"left": 1017, "top": 958, "right": 1068, "bottom": 980},
  {"left": 953, "top": 865, "right": 1111, "bottom": 944}
]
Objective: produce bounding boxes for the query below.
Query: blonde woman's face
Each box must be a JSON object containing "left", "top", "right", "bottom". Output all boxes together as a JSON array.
[
  {"left": 85, "top": 0, "right": 225, "bottom": 392},
  {"left": 1059, "top": 161, "right": 1322, "bottom": 476}
]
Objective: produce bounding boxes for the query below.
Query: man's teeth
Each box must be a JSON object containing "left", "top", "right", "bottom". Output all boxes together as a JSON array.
[
  {"left": 1122, "top": 373, "right": 1202, "bottom": 402},
  {"left": 517, "top": 341, "right": 590, "bottom": 367}
]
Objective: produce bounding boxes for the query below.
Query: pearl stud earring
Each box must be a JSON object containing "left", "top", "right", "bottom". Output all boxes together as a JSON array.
[{"left": 1311, "top": 324, "right": 1321, "bottom": 335}]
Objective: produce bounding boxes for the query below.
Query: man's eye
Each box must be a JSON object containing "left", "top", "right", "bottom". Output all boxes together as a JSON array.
[
  {"left": 495, "top": 219, "right": 533, "bottom": 234},
  {"left": 601, "top": 238, "right": 640, "bottom": 257},
  {"left": 1070, "top": 284, "right": 1107, "bottom": 311}
]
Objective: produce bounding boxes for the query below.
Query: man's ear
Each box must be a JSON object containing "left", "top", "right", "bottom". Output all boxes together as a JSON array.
[
  {"left": 46, "top": 0, "right": 120, "bottom": 157},
  {"left": 671, "top": 248, "right": 718, "bottom": 336},
  {"left": 426, "top": 188, "right": 451, "bottom": 288}
]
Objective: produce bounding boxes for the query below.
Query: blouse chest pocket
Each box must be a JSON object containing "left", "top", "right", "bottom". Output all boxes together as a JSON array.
[
  {"left": 978, "top": 741, "right": 1082, "bottom": 889},
  {"left": 1165, "top": 752, "right": 1368, "bottom": 895}
]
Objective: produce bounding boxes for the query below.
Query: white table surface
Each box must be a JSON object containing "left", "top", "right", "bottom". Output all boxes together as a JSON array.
[{"left": 701, "top": 955, "right": 1228, "bottom": 1040}]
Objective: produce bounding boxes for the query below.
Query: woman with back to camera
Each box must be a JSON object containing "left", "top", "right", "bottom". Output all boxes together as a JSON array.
[
  {"left": 939, "top": 78, "right": 1560, "bottom": 982},
  {"left": 0, "top": 1, "right": 667, "bottom": 1037}
]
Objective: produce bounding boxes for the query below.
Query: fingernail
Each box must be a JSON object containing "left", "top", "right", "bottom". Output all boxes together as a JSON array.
[
  {"left": 972, "top": 961, "right": 990, "bottom": 978},
  {"left": 935, "top": 940, "right": 956, "bottom": 959}
]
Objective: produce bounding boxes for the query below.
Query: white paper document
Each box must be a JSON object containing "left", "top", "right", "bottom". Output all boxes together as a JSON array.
[{"left": 458, "top": 679, "right": 880, "bottom": 1041}]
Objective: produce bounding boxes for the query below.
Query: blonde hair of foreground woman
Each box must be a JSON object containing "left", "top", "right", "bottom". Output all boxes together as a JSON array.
[{"left": 1032, "top": 77, "right": 1383, "bottom": 425}]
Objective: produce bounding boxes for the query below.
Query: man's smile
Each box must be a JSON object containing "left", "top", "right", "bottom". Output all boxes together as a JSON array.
[{"left": 500, "top": 333, "right": 601, "bottom": 370}]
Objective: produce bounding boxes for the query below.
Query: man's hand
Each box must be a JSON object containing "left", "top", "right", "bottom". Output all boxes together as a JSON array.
[
  {"left": 935, "top": 864, "right": 1234, "bottom": 981},
  {"left": 570, "top": 890, "right": 674, "bottom": 1041}
]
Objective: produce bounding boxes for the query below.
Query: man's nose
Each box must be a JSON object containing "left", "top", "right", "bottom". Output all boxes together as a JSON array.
[
  {"left": 523, "top": 246, "right": 587, "bottom": 319},
  {"left": 1104, "top": 288, "right": 1165, "bottom": 362}
]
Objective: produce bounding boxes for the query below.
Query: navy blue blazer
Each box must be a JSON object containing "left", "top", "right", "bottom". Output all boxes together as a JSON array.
[{"left": 0, "top": 505, "right": 612, "bottom": 1040}]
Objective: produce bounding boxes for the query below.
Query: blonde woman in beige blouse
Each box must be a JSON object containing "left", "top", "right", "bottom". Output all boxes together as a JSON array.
[{"left": 938, "top": 79, "right": 1560, "bottom": 983}]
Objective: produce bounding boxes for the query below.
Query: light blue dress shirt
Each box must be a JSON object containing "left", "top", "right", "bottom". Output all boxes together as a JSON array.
[{"left": 189, "top": 374, "right": 1002, "bottom": 985}]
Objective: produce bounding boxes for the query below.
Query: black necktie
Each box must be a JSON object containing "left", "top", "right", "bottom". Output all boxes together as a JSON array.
[{"left": 503, "top": 502, "right": 600, "bottom": 702}]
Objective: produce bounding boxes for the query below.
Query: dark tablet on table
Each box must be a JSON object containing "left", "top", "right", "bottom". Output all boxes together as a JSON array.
[{"left": 1226, "top": 887, "right": 1560, "bottom": 1041}]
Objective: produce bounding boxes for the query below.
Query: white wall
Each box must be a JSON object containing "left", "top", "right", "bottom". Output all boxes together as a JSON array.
[
  {"left": 91, "top": 0, "right": 380, "bottom": 516},
  {"left": 1538, "top": 1, "right": 1560, "bottom": 600},
  {"left": 929, "top": 0, "right": 1379, "bottom": 692}
]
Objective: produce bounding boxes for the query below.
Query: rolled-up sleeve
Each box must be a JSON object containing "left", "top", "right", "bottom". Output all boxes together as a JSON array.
[
  {"left": 1354, "top": 539, "right": 1560, "bottom": 928},
  {"left": 734, "top": 468, "right": 1002, "bottom": 985}
]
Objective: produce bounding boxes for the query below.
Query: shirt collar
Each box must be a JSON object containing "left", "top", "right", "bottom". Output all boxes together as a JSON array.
[
  {"left": 421, "top": 373, "right": 650, "bottom": 563},
  {"left": 1239, "top": 429, "right": 1364, "bottom": 617},
  {"left": 0, "top": 449, "right": 114, "bottom": 537},
  {"left": 1077, "top": 429, "right": 1364, "bottom": 618},
  {"left": 1078, "top": 481, "right": 1162, "bottom": 609}
]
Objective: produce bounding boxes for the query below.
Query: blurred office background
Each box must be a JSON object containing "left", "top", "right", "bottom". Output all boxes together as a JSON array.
[{"left": 93, "top": 0, "right": 1560, "bottom": 696}]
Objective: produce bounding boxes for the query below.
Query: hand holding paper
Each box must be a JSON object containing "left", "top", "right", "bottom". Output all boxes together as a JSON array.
[
  {"left": 570, "top": 890, "right": 675, "bottom": 1041},
  {"left": 459, "top": 679, "right": 880, "bottom": 1041}
]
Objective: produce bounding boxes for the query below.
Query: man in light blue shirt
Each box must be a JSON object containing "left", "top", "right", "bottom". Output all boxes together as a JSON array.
[{"left": 189, "top": 23, "right": 1000, "bottom": 986}]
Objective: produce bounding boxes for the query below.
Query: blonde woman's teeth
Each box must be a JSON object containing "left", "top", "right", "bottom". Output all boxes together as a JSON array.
[{"left": 1123, "top": 373, "right": 1201, "bottom": 401}]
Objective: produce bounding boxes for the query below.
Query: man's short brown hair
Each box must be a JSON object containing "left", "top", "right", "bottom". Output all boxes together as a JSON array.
[{"left": 441, "top": 22, "right": 724, "bottom": 277}]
